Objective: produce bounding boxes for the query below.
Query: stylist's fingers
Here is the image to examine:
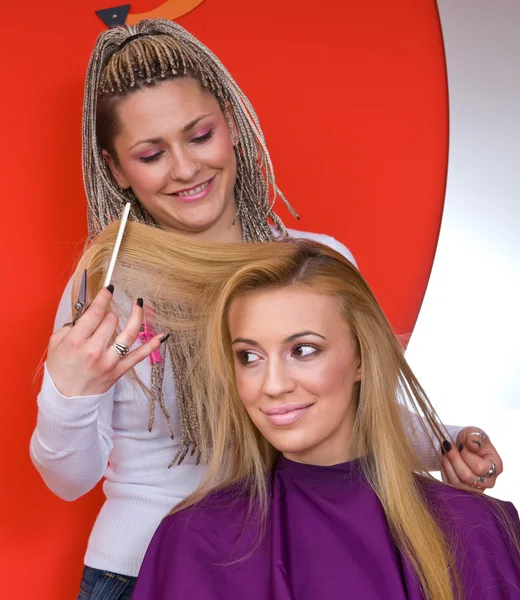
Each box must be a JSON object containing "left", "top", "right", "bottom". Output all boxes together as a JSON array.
[
  {"left": 458, "top": 428, "right": 503, "bottom": 479},
  {"left": 455, "top": 427, "right": 503, "bottom": 491},
  {"left": 112, "top": 298, "right": 145, "bottom": 350},
  {"left": 442, "top": 440, "right": 480, "bottom": 487},
  {"left": 68, "top": 285, "right": 115, "bottom": 341},
  {"left": 441, "top": 441, "right": 496, "bottom": 492},
  {"left": 440, "top": 466, "right": 451, "bottom": 486},
  {"left": 456, "top": 447, "right": 498, "bottom": 489},
  {"left": 48, "top": 325, "right": 72, "bottom": 351},
  {"left": 89, "top": 298, "right": 144, "bottom": 355},
  {"left": 440, "top": 454, "right": 478, "bottom": 492},
  {"left": 86, "top": 311, "right": 120, "bottom": 358},
  {"left": 112, "top": 333, "right": 169, "bottom": 380}
]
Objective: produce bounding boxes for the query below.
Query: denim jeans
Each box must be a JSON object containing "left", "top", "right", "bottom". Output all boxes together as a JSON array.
[{"left": 76, "top": 565, "right": 136, "bottom": 600}]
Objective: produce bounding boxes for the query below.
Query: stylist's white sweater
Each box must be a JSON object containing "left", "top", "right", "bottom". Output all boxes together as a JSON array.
[{"left": 30, "top": 228, "right": 460, "bottom": 577}]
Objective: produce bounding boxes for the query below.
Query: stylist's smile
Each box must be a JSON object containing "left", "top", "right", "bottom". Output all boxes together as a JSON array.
[{"left": 169, "top": 176, "right": 216, "bottom": 201}]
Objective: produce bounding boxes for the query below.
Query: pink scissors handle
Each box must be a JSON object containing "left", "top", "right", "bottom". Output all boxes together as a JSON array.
[{"left": 138, "top": 320, "right": 163, "bottom": 364}]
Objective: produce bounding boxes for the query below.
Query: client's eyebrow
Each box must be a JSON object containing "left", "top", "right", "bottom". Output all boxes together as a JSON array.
[
  {"left": 232, "top": 337, "right": 259, "bottom": 346},
  {"left": 283, "top": 331, "right": 325, "bottom": 343},
  {"left": 232, "top": 331, "right": 325, "bottom": 346}
]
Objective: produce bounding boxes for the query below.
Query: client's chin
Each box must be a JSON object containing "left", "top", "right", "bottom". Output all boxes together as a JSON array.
[{"left": 263, "top": 428, "right": 319, "bottom": 461}]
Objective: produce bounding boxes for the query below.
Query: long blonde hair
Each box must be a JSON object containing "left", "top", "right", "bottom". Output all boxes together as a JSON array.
[{"left": 78, "top": 221, "right": 460, "bottom": 599}]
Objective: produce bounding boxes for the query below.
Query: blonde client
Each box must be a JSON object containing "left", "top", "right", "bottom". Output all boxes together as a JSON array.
[{"left": 77, "top": 223, "right": 520, "bottom": 600}]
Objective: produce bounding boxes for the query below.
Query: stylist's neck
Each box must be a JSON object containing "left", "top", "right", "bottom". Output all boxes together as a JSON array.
[{"left": 160, "top": 203, "right": 244, "bottom": 242}]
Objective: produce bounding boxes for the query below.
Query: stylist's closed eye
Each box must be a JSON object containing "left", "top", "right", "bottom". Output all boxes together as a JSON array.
[
  {"left": 139, "top": 151, "right": 164, "bottom": 164},
  {"left": 191, "top": 128, "right": 215, "bottom": 144},
  {"left": 138, "top": 130, "right": 214, "bottom": 165}
]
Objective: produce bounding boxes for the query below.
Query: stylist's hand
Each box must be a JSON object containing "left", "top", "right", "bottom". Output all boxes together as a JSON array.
[
  {"left": 440, "top": 427, "right": 503, "bottom": 492},
  {"left": 47, "top": 286, "right": 165, "bottom": 398}
]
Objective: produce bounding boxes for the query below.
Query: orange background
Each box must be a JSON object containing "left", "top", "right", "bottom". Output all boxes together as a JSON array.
[{"left": 0, "top": 0, "right": 447, "bottom": 597}]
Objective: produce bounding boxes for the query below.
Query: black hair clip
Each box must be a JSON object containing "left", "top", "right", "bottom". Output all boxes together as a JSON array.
[{"left": 118, "top": 32, "right": 153, "bottom": 50}]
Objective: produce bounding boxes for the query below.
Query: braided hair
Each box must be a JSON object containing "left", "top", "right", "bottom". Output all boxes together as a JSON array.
[{"left": 82, "top": 19, "right": 298, "bottom": 464}]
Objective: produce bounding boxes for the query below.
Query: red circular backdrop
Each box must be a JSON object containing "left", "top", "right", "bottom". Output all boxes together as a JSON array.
[{"left": 0, "top": 0, "right": 447, "bottom": 596}]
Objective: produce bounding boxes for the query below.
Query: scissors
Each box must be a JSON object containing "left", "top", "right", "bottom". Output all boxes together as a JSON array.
[
  {"left": 73, "top": 268, "right": 88, "bottom": 325},
  {"left": 65, "top": 268, "right": 88, "bottom": 327}
]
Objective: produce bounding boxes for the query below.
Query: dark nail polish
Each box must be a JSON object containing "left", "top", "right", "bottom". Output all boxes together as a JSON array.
[
  {"left": 440, "top": 444, "right": 446, "bottom": 455},
  {"left": 442, "top": 440, "right": 452, "bottom": 454},
  {"left": 160, "top": 333, "right": 170, "bottom": 344},
  {"left": 106, "top": 284, "right": 114, "bottom": 294},
  {"left": 137, "top": 298, "right": 144, "bottom": 308},
  {"left": 458, "top": 443, "right": 463, "bottom": 452}
]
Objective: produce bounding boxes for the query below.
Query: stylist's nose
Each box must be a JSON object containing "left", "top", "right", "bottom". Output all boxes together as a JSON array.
[
  {"left": 262, "top": 358, "right": 296, "bottom": 399},
  {"left": 170, "top": 147, "right": 200, "bottom": 183}
]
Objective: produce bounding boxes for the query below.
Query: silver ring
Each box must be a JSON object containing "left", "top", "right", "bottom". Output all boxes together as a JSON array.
[
  {"left": 485, "top": 461, "right": 497, "bottom": 478},
  {"left": 467, "top": 430, "right": 487, "bottom": 447},
  {"left": 113, "top": 342, "right": 130, "bottom": 359},
  {"left": 475, "top": 475, "right": 486, "bottom": 485}
]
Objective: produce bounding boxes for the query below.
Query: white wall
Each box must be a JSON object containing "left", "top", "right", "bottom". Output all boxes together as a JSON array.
[{"left": 406, "top": 0, "right": 520, "bottom": 503}]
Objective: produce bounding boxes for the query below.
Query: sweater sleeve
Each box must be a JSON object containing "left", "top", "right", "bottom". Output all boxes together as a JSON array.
[
  {"left": 402, "top": 407, "right": 462, "bottom": 471},
  {"left": 329, "top": 237, "right": 358, "bottom": 268},
  {"left": 29, "top": 279, "right": 115, "bottom": 501}
]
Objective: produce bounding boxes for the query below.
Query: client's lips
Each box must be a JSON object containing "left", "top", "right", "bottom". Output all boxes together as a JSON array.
[{"left": 262, "top": 403, "right": 314, "bottom": 426}]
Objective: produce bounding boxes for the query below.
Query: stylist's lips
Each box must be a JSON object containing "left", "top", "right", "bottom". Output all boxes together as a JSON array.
[
  {"left": 169, "top": 176, "right": 215, "bottom": 202},
  {"left": 263, "top": 403, "right": 314, "bottom": 426}
]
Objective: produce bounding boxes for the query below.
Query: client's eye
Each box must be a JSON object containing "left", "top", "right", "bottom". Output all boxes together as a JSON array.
[
  {"left": 237, "top": 351, "right": 262, "bottom": 366},
  {"left": 292, "top": 344, "right": 319, "bottom": 358}
]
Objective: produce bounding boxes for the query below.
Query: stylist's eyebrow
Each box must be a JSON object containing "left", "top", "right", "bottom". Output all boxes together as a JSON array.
[
  {"left": 129, "top": 137, "right": 162, "bottom": 150},
  {"left": 129, "top": 114, "right": 213, "bottom": 149},
  {"left": 182, "top": 113, "right": 212, "bottom": 133}
]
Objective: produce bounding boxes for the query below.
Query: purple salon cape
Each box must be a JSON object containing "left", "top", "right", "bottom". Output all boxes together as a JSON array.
[{"left": 133, "top": 457, "right": 520, "bottom": 599}]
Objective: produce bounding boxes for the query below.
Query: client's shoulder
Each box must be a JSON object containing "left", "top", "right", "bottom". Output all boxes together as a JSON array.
[
  {"left": 153, "top": 486, "right": 260, "bottom": 555},
  {"left": 417, "top": 476, "right": 519, "bottom": 538}
]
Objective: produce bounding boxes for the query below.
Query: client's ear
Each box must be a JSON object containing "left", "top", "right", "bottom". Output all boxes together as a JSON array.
[
  {"left": 354, "top": 361, "right": 362, "bottom": 383},
  {"left": 354, "top": 352, "right": 362, "bottom": 383}
]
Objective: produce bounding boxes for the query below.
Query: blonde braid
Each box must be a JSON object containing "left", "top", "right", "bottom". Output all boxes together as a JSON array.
[{"left": 82, "top": 19, "right": 299, "bottom": 463}]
